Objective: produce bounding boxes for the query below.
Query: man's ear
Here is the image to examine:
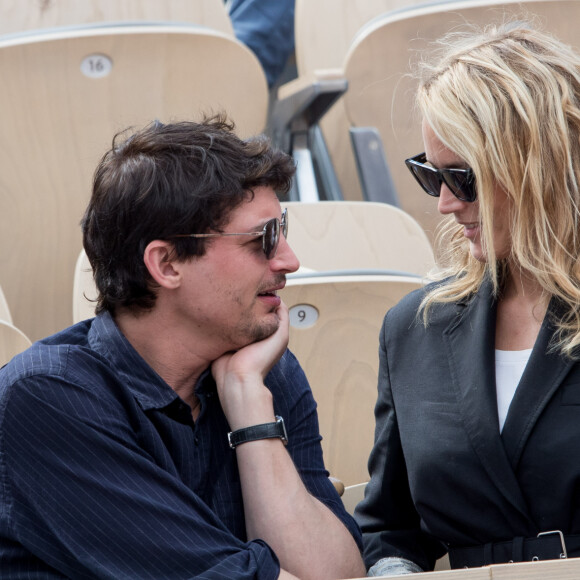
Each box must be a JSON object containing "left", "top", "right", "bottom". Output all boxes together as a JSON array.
[{"left": 143, "top": 240, "right": 182, "bottom": 290}]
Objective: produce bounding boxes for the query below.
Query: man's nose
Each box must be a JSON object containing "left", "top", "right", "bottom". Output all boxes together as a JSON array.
[{"left": 271, "top": 234, "right": 300, "bottom": 273}]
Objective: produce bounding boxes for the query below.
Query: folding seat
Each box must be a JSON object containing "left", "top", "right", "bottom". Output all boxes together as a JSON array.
[
  {"left": 0, "top": 0, "right": 233, "bottom": 36},
  {"left": 280, "top": 273, "right": 424, "bottom": 486},
  {"left": 0, "top": 320, "right": 32, "bottom": 367},
  {"left": 0, "top": 284, "right": 13, "bottom": 324},
  {"left": 343, "top": 0, "right": 580, "bottom": 237},
  {"left": 285, "top": 200, "right": 435, "bottom": 276},
  {"left": 72, "top": 250, "right": 96, "bottom": 324},
  {"left": 0, "top": 23, "right": 267, "bottom": 340},
  {"left": 271, "top": 0, "right": 428, "bottom": 205}
]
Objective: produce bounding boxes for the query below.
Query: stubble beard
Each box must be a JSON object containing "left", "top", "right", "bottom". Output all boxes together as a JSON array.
[{"left": 244, "top": 309, "right": 280, "bottom": 343}]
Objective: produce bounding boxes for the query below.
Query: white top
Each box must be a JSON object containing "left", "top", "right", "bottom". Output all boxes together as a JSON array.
[{"left": 495, "top": 348, "right": 533, "bottom": 432}]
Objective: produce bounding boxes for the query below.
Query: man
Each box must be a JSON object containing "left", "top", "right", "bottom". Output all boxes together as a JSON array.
[{"left": 0, "top": 116, "right": 364, "bottom": 579}]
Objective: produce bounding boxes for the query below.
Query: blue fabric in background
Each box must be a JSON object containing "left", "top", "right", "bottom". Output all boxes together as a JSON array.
[{"left": 228, "top": 0, "right": 295, "bottom": 87}]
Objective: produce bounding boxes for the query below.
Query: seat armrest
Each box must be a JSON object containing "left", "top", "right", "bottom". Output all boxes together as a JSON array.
[
  {"left": 269, "top": 69, "right": 347, "bottom": 151},
  {"left": 350, "top": 127, "right": 400, "bottom": 206}
]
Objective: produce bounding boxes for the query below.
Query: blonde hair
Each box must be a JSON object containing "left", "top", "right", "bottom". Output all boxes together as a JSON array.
[{"left": 417, "top": 21, "right": 580, "bottom": 357}]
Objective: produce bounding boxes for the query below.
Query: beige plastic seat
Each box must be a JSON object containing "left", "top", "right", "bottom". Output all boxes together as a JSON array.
[
  {"left": 73, "top": 250, "right": 97, "bottom": 324},
  {"left": 343, "top": 0, "right": 580, "bottom": 238},
  {"left": 0, "top": 23, "right": 268, "bottom": 341},
  {"left": 0, "top": 320, "right": 32, "bottom": 367},
  {"left": 280, "top": 273, "right": 424, "bottom": 486},
  {"left": 341, "top": 482, "right": 367, "bottom": 516},
  {"left": 284, "top": 201, "right": 435, "bottom": 276},
  {"left": 0, "top": 0, "right": 233, "bottom": 36},
  {"left": 283, "top": 0, "right": 431, "bottom": 205},
  {"left": 0, "top": 284, "right": 12, "bottom": 324}
]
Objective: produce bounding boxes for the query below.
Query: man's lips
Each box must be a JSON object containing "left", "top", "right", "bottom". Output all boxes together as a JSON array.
[
  {"left": 257, "top": 282, "right": 285, "bottom": 297},
  {"left": 257, "top": 282, "right": 284, "bottom": 307},
  {"left": 257, "top": 291, "right": 282, "bottom": 308}
]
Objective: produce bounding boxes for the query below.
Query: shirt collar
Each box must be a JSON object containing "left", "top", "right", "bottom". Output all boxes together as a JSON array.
[{"left": 87, "top": 311, "right": 181, "bottom": 411}]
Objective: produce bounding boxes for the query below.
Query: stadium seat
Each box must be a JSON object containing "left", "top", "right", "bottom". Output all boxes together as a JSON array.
[
  {"left": 0, "top": 320, "right": 32, "bottom": 367},
  {"left": 73, "top": 250, "right": 97, "bottom": 324},
  {"left": 283, "top": 0, "right": 431, "bottom": 206},
  {"left": 341, "top": 482, "right": 367, "bottom": 516},
  {"left": 284, "top": 201, "right": 435, "bottom": 276},
  {"left": 343, "top": 0, "right": 580, "bottom": 238},
  {"left": 0, "top": 284, "right": 12, "bottom": 324},
  {"left": 0, "top": 0, "right": 233, "bottom": 36},
  {"left": 0, "top": 23, "right": 268, "bottom": 341},
  {"left": 280, "top": 273, "right": 424, "bottom": 486}
]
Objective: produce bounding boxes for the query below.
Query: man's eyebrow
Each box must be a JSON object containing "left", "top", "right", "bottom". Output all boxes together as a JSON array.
[
  {"left": 240, "top": 215, "right": 279, "bottom": 232},
  {"left": 225, "top": 220, "right": 267, "bottom": 234}
]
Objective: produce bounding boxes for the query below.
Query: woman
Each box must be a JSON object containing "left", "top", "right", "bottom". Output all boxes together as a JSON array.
[{"left": 356, "top": 22, "right": 580, "bottom": 575}]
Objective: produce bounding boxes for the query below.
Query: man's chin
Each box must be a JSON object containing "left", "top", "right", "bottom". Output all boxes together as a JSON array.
[
  {"left": 251, "top": 316, "right": 280, "bottom": 343},
  {"left": 232, "top": 311, "right": 281, "bottom": 349}
]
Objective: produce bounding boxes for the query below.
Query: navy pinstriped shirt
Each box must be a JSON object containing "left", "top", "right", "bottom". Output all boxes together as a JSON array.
[{"left": 0, "top": 313, "right": 362, "bottom": 578}]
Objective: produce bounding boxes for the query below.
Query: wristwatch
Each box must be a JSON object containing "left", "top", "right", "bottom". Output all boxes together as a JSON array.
[{"left": 228, "top": 415, "right": 288, "bottom": 449}]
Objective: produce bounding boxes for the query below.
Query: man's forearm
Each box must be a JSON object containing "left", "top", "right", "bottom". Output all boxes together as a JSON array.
[
  {"left": 235, "top": 438, "right": 365, "bottom": 580},
  {"left": 212, "top": 309, "right": 364, "bottom": 579}
]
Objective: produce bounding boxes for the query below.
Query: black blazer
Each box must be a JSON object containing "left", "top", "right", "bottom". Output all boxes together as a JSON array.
[{"left": 356, "top": 278, "right": 580, "bottom": 571}]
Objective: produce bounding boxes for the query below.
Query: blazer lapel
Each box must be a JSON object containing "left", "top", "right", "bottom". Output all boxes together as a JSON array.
[
  {"left": 501, "top": 299, "right": 574, "bottom": 469},
  {"left": 443, "top": 279, "right": 532, "bottom": 526}
]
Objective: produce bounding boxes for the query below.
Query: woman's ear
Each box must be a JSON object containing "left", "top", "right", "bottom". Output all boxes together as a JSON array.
[{"left": 143, "top": 240, "right": 182, "bottom": 289}]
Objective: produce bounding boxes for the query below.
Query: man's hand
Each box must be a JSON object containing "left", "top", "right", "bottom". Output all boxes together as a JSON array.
[
  {"left": 212, "top": 301, "right": 365, "bottom": 579},
  {"left": 211, "top": 303, "right": 289, "bottom": 431}
]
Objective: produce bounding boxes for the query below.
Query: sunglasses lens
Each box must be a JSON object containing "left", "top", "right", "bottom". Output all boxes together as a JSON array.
[
  {"left": 263, "top": 218, "right": 280, "bottom": 259},
  {"left": 444, "top": 172, "right": 477, "bottom": 202},
  {"left": 410, "top": 165, "right": 442, "bottom": 198},
  {"left": 281, "top": 210, "right": 288, "bottom": 239},
  {"left": 406, "top": 155, "right": 477, "bottom": 202}
]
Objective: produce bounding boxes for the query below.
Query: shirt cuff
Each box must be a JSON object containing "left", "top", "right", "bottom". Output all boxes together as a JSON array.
[{"left": 367, "top": 557, "right": 424, "bottom": 576}]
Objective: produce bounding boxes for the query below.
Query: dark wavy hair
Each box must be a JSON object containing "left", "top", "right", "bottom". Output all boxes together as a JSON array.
[{"left": 81, "top": 114, "right": 295, "bottom": 314}]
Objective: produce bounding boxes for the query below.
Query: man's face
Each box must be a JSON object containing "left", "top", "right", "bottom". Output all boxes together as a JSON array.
[{"left": 174, "top": 186, "right": 300, "bottom": 352}]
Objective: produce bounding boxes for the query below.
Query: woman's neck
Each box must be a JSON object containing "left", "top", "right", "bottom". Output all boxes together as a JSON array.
[{"left": 495, "top": 265, "right": 549, "bottom": 351}]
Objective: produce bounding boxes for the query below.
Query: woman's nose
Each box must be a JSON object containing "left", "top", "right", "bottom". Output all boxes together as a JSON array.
[{"left": 437, "top": 183, "right": 467, "bottom": 215}]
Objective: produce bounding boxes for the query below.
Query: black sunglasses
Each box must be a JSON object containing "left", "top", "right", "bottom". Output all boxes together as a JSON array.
[
  {"left": 171, "top": 208, "right": 288, "bottom": 260},
  {"left": 405, "top": 152, "right": 477, "bottom": 202}
]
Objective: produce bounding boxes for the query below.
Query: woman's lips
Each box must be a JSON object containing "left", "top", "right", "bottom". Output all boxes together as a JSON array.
[{"left": 462, "top": 222, "right": 479, "bottom": 240}]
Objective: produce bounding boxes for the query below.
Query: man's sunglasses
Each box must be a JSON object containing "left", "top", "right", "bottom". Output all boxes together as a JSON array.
[
  {"left": 171, "top": 208, "right": 288, "bottom": 260},
  {"left": 405, "top": 152, "right": 477, "bottom": 202}
]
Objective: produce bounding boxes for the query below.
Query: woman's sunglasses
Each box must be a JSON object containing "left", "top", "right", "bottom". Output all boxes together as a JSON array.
[
  {"left": 171, "top": 208, "right": 288, "bottom": 260},
  {"left": 405, "top": 152, "right": 477, "bottom": 202}
]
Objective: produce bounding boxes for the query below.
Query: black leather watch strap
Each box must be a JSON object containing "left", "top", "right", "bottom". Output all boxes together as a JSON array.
[{"left": 228, "top": 415, "right": 288, "bottom": 449}]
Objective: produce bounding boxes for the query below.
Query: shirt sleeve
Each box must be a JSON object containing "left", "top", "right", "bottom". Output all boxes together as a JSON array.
[
  {"left": 0, "top": 367, "right": 280, "bottom": 579},
  {"left": 267, "top": 350, "right": 363, "bottom": 551},
  {"left": 354, "top": 312, "right": 444, "bottom": 572}
]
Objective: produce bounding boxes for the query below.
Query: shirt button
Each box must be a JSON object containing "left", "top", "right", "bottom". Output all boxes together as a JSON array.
[{"left": 194, "top": 436, "right": 200, "bottom": 445}]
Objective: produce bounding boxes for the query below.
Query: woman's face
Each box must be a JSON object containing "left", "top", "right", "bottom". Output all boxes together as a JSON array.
[{"left": 422, "top": 120, "right": 512, "bottom": 262}]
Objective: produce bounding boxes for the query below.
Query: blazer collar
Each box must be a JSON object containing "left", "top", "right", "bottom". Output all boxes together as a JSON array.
[
  {"left": 501, "top": 298, "right": 574, "bottom": 468},
  {"left": 443, "top": 277, "right": 533, "bottom": 527}
]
